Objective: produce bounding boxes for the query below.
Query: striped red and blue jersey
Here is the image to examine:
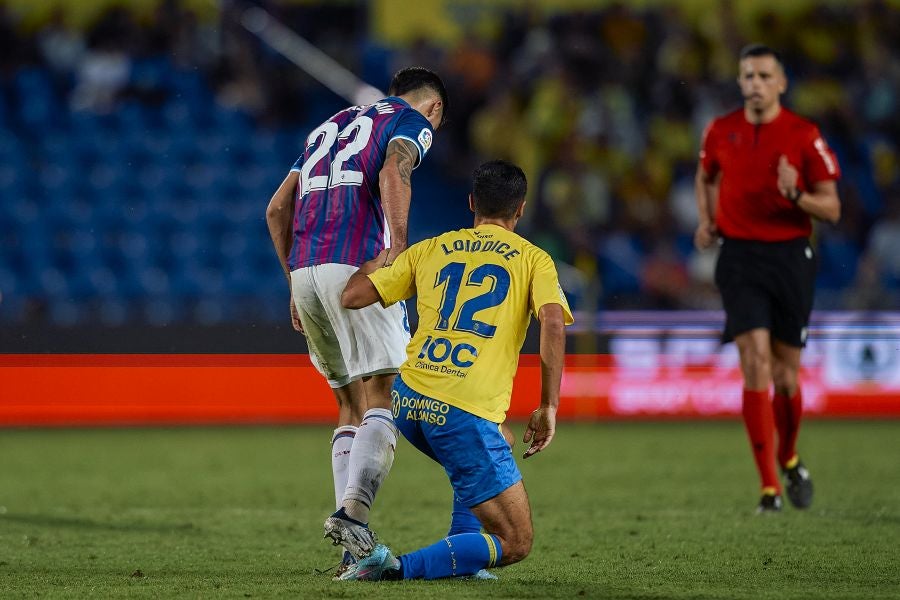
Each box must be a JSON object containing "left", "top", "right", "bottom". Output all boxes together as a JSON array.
[{"left": 287, "top": 97, "right": 434, "bottom": 270}]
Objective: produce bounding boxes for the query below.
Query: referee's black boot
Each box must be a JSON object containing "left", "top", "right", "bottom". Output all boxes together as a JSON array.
[
  {"left": 783, "top": 460, "right": 814, "bottom": 509},
  {"left": 755, "top": 493, "right": 783, "bottom": 515}
]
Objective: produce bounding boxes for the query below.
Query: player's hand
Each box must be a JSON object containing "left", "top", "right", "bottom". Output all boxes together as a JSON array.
[
  {"left": 777, "top": 155, "right": 799, "bottom": 198},
  {"left": 523, "top": 407, "right": 556, "bottom": 459},
  {"left": 693, "top": 221, "right": 718, "bottom": 250},
  {"left": 289, "top": 296, "right": 304, "bottom": 334},
  {"left": 358, "top": 249, "right": 390, "bottom": 275}
]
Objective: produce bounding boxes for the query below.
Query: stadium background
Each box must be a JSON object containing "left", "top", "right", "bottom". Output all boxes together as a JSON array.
[
  {"left": 1, "top": 0, "right": 899, "bottom": 422},
  {"left": 2, "top": 3, "right": 899, "bottom": 599}
]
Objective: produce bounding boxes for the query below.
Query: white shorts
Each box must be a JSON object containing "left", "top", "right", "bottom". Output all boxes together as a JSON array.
[{"left": 290, "top": 263, "right": 410, "bottom": 388}]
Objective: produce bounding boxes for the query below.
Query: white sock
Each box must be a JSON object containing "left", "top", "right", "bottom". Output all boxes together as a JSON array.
[
  {"left": 341, "top": 408, "right": 398, "bottom": 523},
  {"left": 331, "top": 426, "right": 357, "bottom": 511}
]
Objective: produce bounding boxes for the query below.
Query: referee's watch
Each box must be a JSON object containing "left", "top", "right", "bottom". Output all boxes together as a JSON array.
[{"left": 788, "top": 188, "right": 802, "bottom": 205}]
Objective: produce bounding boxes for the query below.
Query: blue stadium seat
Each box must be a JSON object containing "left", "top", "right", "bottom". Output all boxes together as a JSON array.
[
  {"left": 117, "top": 100, "right": 151, "bottom": 132},
  {"left": 97, "top": 298, "right": 131, "bottom": 326},
  {"left": 0, "top": 292, "right": 25, "bottom": 322},
  {"left": 599, "top": 233, "right": 644, "bottom": 298},
  {"left": 13, "top": 68, "right": 59, "bottom": 130},
  {"left": 48, "top": 299, "right": 83, "bottom": 326},
  {"left": 214, "top": 104, "right": 253, "bottom": 136},
  {"left": 0, "top": 162, "right": 26, "bottom": 200},
  {"left": 0, "top": 132, "right": 23, "bottom": 163},
  {"left": 162, "top": 99, "right": 194, "bottom": 132},
  {"left": 0, "top": 266, "right": 20, "bottom": 299},
  {"left": 143, "top": 296, "right": 184, "bottom": 326},
  {"left": 227, "top": 264, "right": 258, "bottom": 296},
  {"left": 86, "top": 265, "right": 119, "bottom": 297},
  {"left": 37, "top": 266, "right": 70, "bottom": 298},
  {"left": 360, "top": 42, "right": 393, "bottom": 90},
  {"left": 69, "top": 111, "right": 116, "bottom": 137},
  {"left": 817, "top": 236, "right": 860, "bottom": 290},
  {"left": 130, "top": 56, "right": 172, "bottom": 92},
  {"left": 0, "top": 88, "right": 7, "bottom": 127}
]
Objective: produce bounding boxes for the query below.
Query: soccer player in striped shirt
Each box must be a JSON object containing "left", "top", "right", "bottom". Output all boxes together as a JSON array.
[{"left": 265, "top": 68, "right": 446, "bottom": 569}]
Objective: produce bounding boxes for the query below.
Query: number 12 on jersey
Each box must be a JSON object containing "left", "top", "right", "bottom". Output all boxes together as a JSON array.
[{"left": 434, "top": 262, "right": 511, "bottom": 338}]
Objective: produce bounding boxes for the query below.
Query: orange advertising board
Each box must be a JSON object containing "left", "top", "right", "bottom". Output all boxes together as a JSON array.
[{"left": 1, "top": 353, "right": 898, "bottom": 426}]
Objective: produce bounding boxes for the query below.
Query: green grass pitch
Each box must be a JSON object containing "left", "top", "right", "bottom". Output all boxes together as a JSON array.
[{"left": 1, "top": 422, "right": 898, "bottom": 598}]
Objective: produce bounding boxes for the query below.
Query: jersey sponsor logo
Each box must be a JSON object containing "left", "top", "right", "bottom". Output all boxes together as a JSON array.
[
  {"left": 392, "top": 392, "right": 450, "bottom": 425},
  {"left": 391, "top": 389, "right": 402, "bottom": 418},
  {"left": 418, "top": 128, "right": 432, "bottom": 152},
  {"left": 415, "top": 336, "right": 477, "bottom": 378}
]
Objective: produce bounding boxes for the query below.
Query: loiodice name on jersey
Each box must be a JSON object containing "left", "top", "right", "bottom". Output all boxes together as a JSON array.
[
  {"left": 414, "top": 335, "right": 477, "bottom": 379},
  {"left": 439, "top": 238, "right": 521, "bottom": 261}
]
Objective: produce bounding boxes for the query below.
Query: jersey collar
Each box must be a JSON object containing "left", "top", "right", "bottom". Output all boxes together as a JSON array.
[{"left": 386, "top": 96, "right": 411, "bottom": 109}]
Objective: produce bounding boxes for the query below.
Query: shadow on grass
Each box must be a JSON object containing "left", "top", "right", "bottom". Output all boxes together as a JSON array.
[{"left": 0, "top": 513, "right": 197, "bottom": 533}]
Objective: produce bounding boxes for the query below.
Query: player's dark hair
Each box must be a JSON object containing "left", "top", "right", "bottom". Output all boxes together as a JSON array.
[
  {"left": 388, "top": 67, "right": 449, "bottom": 127},
  {"left": 472, "top": 160, "right": 528, "bottom": 219},
  {"left": 739, "top": 43, "right": 784, "bottom": 69}
]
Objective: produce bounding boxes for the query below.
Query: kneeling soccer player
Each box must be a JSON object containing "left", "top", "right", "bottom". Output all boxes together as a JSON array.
[{"left": 334, "top": 159, "right": 572, "bottom": 580}]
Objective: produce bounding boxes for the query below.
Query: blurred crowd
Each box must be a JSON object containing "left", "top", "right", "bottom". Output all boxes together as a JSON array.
[
  {"left": 401, "top": 1, "right": 900, "bottom": 312},
  {"left": 0, "top": 0, "right": 898, "bottom": 327}
]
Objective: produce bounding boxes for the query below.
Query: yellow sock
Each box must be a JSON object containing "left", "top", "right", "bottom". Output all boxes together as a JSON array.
[{"left": 784, "top": 455, "right": 799, "bottom": 470}]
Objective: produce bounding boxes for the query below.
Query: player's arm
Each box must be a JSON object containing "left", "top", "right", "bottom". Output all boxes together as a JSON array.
[
  {"left": 265, "top": 171, "right": 302, "bottom": 332},
  {"left": 694, "top": 163, "right": 721, "bottom": 250},
  {"left": 379, "top": 139, "right": 418, "bottom": 265},
  {"left": 523, "top": 303, "right": 566, "bottom": 459},
  {"left": 793, "top": 179, "right": 840, "bottom": 224},
  {"left": 266, "top": 171, "right": 299, "bottom": 281},
  {"left": 341, "top": 250, "right": 390, "bottom": 309},
  {"left": 777, "top": 155, "right": 841, "bottom": 224},
  {"left": 344, "top": 242, "right": 418, "bottom": 310}
]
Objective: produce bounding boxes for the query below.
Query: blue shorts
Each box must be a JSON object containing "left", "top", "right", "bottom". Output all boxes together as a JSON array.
[{"left": 391, "top": 375, "right": 522, "bottom": 507}]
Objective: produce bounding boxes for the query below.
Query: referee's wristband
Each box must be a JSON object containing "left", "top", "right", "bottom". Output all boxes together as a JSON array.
[{"left": 788, "top": 188, "right": 802, "bottom": 205}]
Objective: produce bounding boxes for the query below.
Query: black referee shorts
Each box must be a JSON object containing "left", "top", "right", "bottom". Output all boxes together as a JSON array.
[{"left": 714, "top": 237, "right": 817, "bottom": 347}]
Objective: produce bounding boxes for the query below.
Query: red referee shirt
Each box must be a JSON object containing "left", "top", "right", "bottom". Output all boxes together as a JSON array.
[{"left": 699, "top": 107, "right": 841, "bottom": 241}]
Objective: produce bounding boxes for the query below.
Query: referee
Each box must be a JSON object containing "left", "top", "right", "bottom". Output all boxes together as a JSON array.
[{"left": 694, "top": 44, "right": 841, "bottom": 513}]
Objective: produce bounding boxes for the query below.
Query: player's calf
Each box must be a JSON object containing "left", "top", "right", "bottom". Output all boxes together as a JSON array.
[{"left": 471, "top": 481, "right": 533, "bottom": 566}]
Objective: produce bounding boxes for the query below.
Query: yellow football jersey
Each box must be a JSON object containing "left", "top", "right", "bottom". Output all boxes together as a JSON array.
[{"left": 368, "top": 224, "right": 573, "bottom": 423}]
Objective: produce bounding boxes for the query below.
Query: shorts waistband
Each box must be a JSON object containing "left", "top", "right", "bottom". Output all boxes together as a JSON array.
[{"left": 721, "top": 236, "right": 809, "bottom": 249}]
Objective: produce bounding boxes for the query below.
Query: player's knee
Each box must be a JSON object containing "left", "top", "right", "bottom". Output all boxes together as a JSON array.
[
  {"left": 501, "top": 535, "right": 532, "bottom": 565},
  {"left": 772, "top": 361, "right": 798, "bottom": 396},
  {"left": 741, "top": 347, "right": 771, "bottom": 382},
  {"left": 773, "top": 372, "right": 797, "bottom": 397},
  {"left": 497, "top": 523, "right": 533, "bottom": 565}
]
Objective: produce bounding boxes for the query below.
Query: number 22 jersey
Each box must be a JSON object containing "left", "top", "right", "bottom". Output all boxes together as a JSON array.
[
  {"left": 288, "top": 97, "right": 434, "bottom": 270},
  {"left": 368, "top": 224, "right": 574, "bottom": 423}
]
